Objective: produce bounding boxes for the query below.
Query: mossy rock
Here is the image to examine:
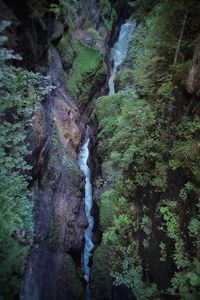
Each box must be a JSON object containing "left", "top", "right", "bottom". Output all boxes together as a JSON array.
[
  {"left": 91, "top": 244, "right": 112, "bottom": 300},
  {"left": 58, "top": 32, "right": 74, "bottom": 70},
  {"left": 99, "top": 0, "right": 117, "bottom": 33},
  {"left": 67, "top": 41, "right": 107, "bottom": 103},
  {"left": 61, "top": 254, "right": 84, "bottom": 300},
  {"left": 51, "top": 20, "right": 64, "bottom": 42},
  {"left": 115, "top": 68, "right": 135, "bottom": 91},
  {"left": 48, "top": 216, "right": 59, "bottom": 250},
  {"left": 173, "top": 60, "right": 192, "bottom": 91}
]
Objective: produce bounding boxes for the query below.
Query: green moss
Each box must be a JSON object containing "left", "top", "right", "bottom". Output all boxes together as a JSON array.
[
  {"left": 141, "top": 215, "right": 152, "bottom": 248},
  {"left": 93, "top": 0, "right": 200, "bottom": 298},
  {"left": 58, "top": 32, "right": 74, "bottom": 69},
  {"left": 48, "top": 217, "right": 59, "bottom": 250},
  {"left": 115, "top": 68, "right": 135, "bottom": 91},
  {"left": 62, "top": 254, "right": 84, "bottom": 300},
  {"left": 86, "top": 27, "right": 100, "bottom": 46},
  {"left": 67, "top": 41, "right": 107, "bottom": 103},
  {"left": 99, "top": 0, "right": 117, "bottom": 32},
  {"left": 49, "top": 0, "right": 76, "bottom": 31},
  {"left": 51, "top": 20, "right": 64, "bottom": 41},
  {"left": 52, "top": 125, "right": 60, "bottom": 150},
  {"left": 0, "top": 24, "right": 52, "bottom": 298},
  {"left": 98, "top": 190, "right": 115, "bottom": 231},
  {"left": 159, "top": 242, "right": 167, "bottom": 262},
  {"left": 62, "top": 155, "right": 79, "bottom": 173},
  {"left": 173, "top": 60, "right": 192, "bottom": 90},
  {"left": 91, "top": 245, "right": 112, "bottom": 300}
]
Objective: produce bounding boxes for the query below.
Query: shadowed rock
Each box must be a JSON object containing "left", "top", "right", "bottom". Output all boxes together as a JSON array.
[{"left": 187, "top": 40, "right": 200, "bottom": 94}]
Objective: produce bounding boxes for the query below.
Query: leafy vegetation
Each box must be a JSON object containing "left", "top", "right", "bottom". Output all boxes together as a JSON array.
[
  {"left": 48, "top": 216, "right": 59, "bottom": 250},
  {"left": 2, "top": 0, "right": 200, "bottom": 299},
  {"left": 86, "top": 28, "right": 100, "bottom": 46},
  {"left": 91, "top": 245, "right": 112, "bottom": 300},
  {"left": 113, "top": 265, "right": 157, "bottom": 300},
  {"left": 67, "top": 41, "right": 107, "bottom": 103},
  {"left": 61, "top": 254, "right": 84, "bottom": 300},
  {"left": 0, "top": 22, "right": 52, "bottom": 298},
  {"left": 92, "top": 0, "right": 200, "bottom": 299},
  {"left": 98, "top": 0, "right": 117, "bottom": 32},
  {"left": 49, "top": 0, "right": 79, "bottom": 31}
]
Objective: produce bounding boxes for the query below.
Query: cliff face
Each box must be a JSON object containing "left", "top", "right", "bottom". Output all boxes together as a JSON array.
[
  {"left": 0, "top": 0, "right": 120, "bottom": 299},
  {"left": 187, "top": 40, "right": 200, "bottom": 95},
  {"left": 91, "top": 2, "right": 200, "bottom": 300},
  {"left": 3, "top": 1, "right": 200, "bottom": 300}
]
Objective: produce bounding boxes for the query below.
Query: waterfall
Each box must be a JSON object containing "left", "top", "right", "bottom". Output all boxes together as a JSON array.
[
  {"left": 109, "top": 21, "right": 136, "bottom": 95},
  {"left": 78, "top": 138, "right": 94, "bottom": 300},
  {"left": 78, "top": 20, "right": 135, "bottom": 300}
]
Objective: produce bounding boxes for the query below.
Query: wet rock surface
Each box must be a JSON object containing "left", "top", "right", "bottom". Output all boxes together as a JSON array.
[
  {"left": 53, "top": 97, "right": 82, "bottom": 160},
  {"left": 23, "top": 89, "right": 87, "bottom": 299},
  {"left": 1, "top": 1, "right": 126, "bottom": 299}
]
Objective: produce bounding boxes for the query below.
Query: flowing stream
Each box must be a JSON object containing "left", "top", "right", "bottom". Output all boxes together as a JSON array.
[
  {"left": 109, "top": 21, "right": 136, "bottom": 95},
  {"left": 78, "top": 20, "right": 135, "bottom": 300},
  {"left": 78, "top": 138, "right": 94, "bottom": 300}
]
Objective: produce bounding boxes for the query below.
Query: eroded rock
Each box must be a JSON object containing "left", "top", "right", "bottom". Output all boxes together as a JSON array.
[
  {"left": 53, "top": 98, "right": 82, "bottom": 160},
  {"left": 187, "top": 40, "right": 200, "bottom": 94}
]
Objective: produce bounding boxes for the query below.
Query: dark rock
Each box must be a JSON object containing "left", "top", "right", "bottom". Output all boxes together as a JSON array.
[
  {"left": 187, "top": 40, "right": 200, "bottom": 94},
  {"left": 47, "top": 44, "right": 63, "bottom": 84},
  {"left": 2, "top": 0, "right": 117, "bottom": 298},
  {"left": 22, "top": 243, "right": 84, "bottom": 300}
]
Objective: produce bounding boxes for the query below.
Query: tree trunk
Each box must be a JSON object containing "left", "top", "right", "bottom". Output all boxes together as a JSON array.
[{"left": 173, "top": 9, "right": 188, "bottom": 66}]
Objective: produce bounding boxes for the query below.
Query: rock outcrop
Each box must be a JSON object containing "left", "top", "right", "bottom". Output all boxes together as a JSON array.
[
  {"left": 23, "top": 90, "right": 87, "bottom": 299},
  {"left": 187, "top": 40, "right": 200, "bottom": 94},
  {"left": 1, "top": 0, "right": 128, "bottom": 299},
  {"left": 53, "top": 98, "right": 82, "bottom": 160}
]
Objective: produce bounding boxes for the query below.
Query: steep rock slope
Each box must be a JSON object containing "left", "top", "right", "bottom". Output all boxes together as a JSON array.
[
  {"left": 91, "top": 1, "right": 200, "bottom": 299},
  {"left": 0, "top": 0, "right": 125, "bottom": 299},
  {"left": 2, "top": 1, "right": 200, "bottom": 300}
]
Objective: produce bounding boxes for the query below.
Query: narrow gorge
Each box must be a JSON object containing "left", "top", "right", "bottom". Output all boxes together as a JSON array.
[
  {"left": 0, "top": 1, "right": 200, "bottom": 300},
  {"left": 78, "top": 136, "right": 94, "bottom": 299}
]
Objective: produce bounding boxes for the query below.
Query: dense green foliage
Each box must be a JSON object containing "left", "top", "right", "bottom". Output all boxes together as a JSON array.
[
  {"left": 61, "top": 254, "right": 84, "bottom": 300},
  {"left": 66, "top": 41, "right": 107, "bottom": 103},
  {"left": 92, "top": 0, "right": 200, "bottom": 299},
  {"left": 50, "top": 0, "right": 79, "bottom": 31},
  {"left": 91, "top": 245, "right": 112, "bottom": 300},
  {"left": 0, "top": 23, "right": 52, "bottom": 298},
  {"left": 54, "top": 0, "right": 113, "bottom": 105},
  {"left": 98, "top": 0, "right": 117, "bottom": 32},
  {"left": 2, "top": 0, "right": 200, "bottom": 298}
]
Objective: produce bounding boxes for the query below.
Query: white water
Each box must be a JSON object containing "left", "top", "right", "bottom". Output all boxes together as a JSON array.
[
  {"left": 78, "top": 138, "right": 94, "bottom": 300},
  {"left": 78, "top": 20, "right": 135, "bottom": 300},
  {"left": 109, "top": 21, "right": 136, "bottom": 95}
]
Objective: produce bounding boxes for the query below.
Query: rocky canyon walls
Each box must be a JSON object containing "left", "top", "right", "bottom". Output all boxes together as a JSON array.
[
  {"left": 1, "top": 1, "right": 200, "bottom": 300},
  {"left": 0, "top": 0, "right": 124, "bottom": 299},
  {"left": 91, "top": 1, "right": 200, "bottom": 300}
]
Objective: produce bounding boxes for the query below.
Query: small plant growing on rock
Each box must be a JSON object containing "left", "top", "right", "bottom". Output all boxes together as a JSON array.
[{"left": 86, "top": 27, "right": 100, "bottom": 46}]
